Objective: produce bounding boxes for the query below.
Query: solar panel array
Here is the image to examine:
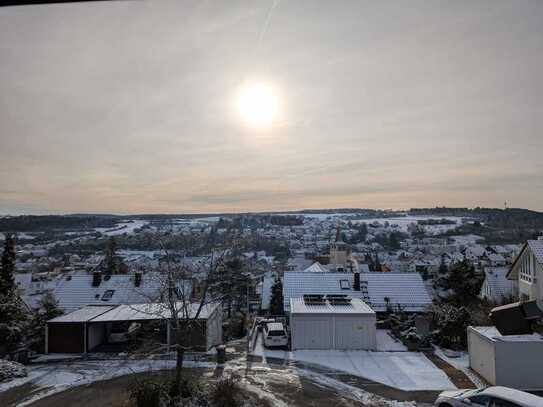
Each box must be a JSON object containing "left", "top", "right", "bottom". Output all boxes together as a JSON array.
[{"left": 303, "top": 294, "right": 352, "bottom": 306}]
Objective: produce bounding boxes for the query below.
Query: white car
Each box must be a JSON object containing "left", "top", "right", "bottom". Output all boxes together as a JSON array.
[
  {"left": 263, "top": 322, "right": 288, "bottom": 348},
  {"left": 435, "top": 387, "right": 543, "bottom": 407}
]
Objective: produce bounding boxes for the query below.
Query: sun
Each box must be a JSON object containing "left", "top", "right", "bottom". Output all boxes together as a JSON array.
[{"left": 236, "top": 83, "right": 279, "bottom": 129}]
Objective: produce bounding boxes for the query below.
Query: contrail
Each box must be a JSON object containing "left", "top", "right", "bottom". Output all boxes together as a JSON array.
[{"left": 257, "top": 0, "right": 280, "bottom": 51}]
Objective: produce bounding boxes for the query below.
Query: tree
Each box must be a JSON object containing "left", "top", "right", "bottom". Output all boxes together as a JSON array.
[
  {"left": 213, "top": 257, "right": 249, "bottom": 319},
  {"left": 433, "top": 260, "right": 484, "bottom": 306},
  {"left": 374, "top": 253, "right": 382, "bottom": 272},
  {"left": 103, "top": 237, "right": 122, "bottom": 274},
  {"left": 269, "top": 276, "right": 284, "bottom": 316},
  {"left": 29, "top": 292, "right": 63, "bottom": 353},
  {"left": 438, "top": 254, "right": 448, "bottom": 276},
  {"left": 0, "top": 234, "right": 16, "bottom": 296}
]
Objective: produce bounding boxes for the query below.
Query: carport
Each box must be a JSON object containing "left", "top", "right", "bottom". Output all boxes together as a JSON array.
[{"left": 46, "top": 302, "right": 222, "bottom": 354}]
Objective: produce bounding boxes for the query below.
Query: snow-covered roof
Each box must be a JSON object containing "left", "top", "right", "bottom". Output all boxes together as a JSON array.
[
  {"left": 49, "top": 302, "right": 219, "bottom": 323},
  {"left": 48, "top": 305, "right": 117, "bottom": 323},
  {"left": 303, "top": 262, "right": 329, "bottom": 273},
  {"left": 53, "top": 272, "right": 192, "bottom": 312},
  {"left": 283, "top": 272, "right": 431, "bottom": 312},
  {"left": 364, "top": 273, "right": 432, "bottom": 312},
  {"left": 527, "top": 239, "right": 543, "bottom": 264},
  {"left": 14, "top": 273, "right": 32, "bottom": 290},
  {"left": 290, "top": 297, "right": 374, "bottom": 314},
  {"left": 470, "top": 326, "right": 543, "bottom": 342}
]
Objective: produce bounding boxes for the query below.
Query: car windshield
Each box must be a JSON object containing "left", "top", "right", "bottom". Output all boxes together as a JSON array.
[{"left": 268, "top": 330, "right": 285, "bottom": 337}]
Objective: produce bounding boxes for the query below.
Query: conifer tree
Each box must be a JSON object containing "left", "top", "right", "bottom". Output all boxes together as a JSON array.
[
  {"left": 104, "top": 237, "right": 120, "bottom": 275},
  {"left": 29, "top": 292, "right": 63, "bottom": 353},
  {"left": 269, "top": 276, "right": 284, "bottom": 316},
  {"left": 0, "top": 234, "right": 16, "bottom": 296}
]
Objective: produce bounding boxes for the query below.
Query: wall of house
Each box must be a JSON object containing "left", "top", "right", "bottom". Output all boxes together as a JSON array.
[
  {"left": 495, "top": 340, "right": 543, "bottom": 389},
  {"left": 206, "top": 307, "right": 223, "bottom": 350},
  {"left": 468, "top": 328, "right": 496, "bottom": 385}
]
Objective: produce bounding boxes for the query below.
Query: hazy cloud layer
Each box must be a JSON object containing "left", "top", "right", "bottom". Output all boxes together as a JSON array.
[{"left": 1, "top": 0, "right": 542, "bottom": 214}]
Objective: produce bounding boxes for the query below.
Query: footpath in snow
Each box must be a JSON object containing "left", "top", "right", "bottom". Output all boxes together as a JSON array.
[{"left": 252, "top": 330, "right": 456, "bottom": 392}]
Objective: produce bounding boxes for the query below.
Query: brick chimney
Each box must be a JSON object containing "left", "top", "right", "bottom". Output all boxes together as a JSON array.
[{"left": 353, "top": 272, "right": 361, "bottom": 291}]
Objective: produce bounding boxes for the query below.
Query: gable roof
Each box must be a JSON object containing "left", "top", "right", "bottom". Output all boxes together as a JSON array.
[
  {"left": 53, "top": 272, "right": 192, "bottom": 312},
  {"left": 507, "top": 240, "right": 543, "bottom": 280},
  {"left": 283, "top": 271, "right": 431, "bottom": 312}
]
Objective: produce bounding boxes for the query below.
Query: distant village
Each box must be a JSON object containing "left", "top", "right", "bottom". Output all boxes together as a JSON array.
[{"left": 1, "top": 209, "right": 543, "bottom": 404}]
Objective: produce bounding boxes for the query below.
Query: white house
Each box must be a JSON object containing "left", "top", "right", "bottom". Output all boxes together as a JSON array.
[
  {"left": 480, "top": 267, "right": 517, "bottom": 304},
  {"left": 506, "top": 239, "right": 543, "bottom": 309}
]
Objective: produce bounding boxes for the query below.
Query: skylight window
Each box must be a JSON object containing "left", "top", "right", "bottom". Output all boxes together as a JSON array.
[
  {"left": 339, "top": 279, "right": 350, "bottom": 289},
  {"left": 101, "top": 289, "right": 115, "bottom": 301}
]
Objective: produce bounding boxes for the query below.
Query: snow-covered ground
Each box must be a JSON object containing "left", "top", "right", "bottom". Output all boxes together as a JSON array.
[
  {"left": 252, "top": 333, "right": 455, "bottom": 391},
  {"left": 95, "top": 220, "right": 148, "bottom": 236},
  {"left": 376, "top": 330, "right": 408, "bottom": 351},
  {"left": 0, "top": 359, "right": 214, "bottom": 406},
  {"left": 434, "top": 347, "right": 487, "bottom": 388}
]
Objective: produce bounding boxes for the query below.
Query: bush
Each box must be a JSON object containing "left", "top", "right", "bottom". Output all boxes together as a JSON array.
[
  {"left": 209, "top": 377, "right": 244, "bottom": 407},
  {"left": 130, "top": 377, "right": 165, "bottom": 407}
]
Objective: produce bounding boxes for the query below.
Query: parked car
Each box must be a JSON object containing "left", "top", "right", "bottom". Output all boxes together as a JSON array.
[
  {"left": 108, "top": 322, "right": 141, "bottom": 343},
  {"left": 435, "top": 386, "right": 543, "bottom": 407},
  {"left": 263, "top": 322, "right": 288, "bottom": 348}
]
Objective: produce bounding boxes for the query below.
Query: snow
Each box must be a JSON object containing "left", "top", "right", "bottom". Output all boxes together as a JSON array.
[
  {"left": 252, "top": 334, "right": 455, "bottom": 391},
  {"left": 0, "top": 360, "right": 27, "bottom": 383},
  {"left": 376, "top": 330, "right": 408, "bottom": 351},
  {"left": 434, "top": 347, "right": 486, "bottom": 388},
  {"left": 94, "top": 220, "right": 148, "bottom": 236}
]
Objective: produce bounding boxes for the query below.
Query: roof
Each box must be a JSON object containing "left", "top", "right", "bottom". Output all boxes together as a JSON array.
[
  {"left": 470, "top": 326, "right": 543, "bottom": 342},
  {"left": 290, "top": 297, "right": 375, "bottom": 314},
  {"left": 283, "top": 272, "right": 431, "bottom": 312},
  {"left": 53, "top": 272, "right": 192, "bottom": 312},
  {"left": 49, "top": 302, "right": 219, "bottom": 323},
  {"left": 482, "top": 267, "right": 515, "bottom": 300},
  {"left": 507, "top": 239, "right": 543, "bottom": 280},
  {"left": 303, "top": 262, "right": 329, "bottom": 273},
  {"left": 48, "top": 305, "right": 117, "bottom": 323}
]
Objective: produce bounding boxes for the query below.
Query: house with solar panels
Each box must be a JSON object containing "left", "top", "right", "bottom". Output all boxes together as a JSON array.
[{"left": 282, "top": 270, "right": 432, "bottom": 314}]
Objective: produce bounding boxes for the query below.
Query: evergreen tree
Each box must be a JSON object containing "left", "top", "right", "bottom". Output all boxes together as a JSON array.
[
  {"left": 434, "top": 260, "right": 484, "bottom": 306},
  {"left": 374, "top": 253, "right": 382, "bottom": 272},
  {"left": 438, "top": 255, "right": 448, "bottom": 275},
  {"left": 29, "top": 292, "right": 63, "bottom": 353},
  {"left": 269, "top": 276, "right": 284, "bottom": 316},
  {"left": 0, "top": 234, "right": 16, "bottom": 296},
  {"left": 104, "top": 237, "right": 120, "bottom": 275},
  {"left": 0, "top": 292, "right": 27, "bottom": 355}
]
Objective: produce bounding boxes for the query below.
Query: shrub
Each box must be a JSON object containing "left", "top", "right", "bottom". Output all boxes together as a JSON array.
[
  {"left": 209, "top": 377, "right": 244, "bottom": 407},
  {"left": 129, "top": 377, "right": 165, "bottom": 407}
]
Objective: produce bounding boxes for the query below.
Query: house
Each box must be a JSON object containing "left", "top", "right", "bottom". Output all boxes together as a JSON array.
[
  {"left": 289, "top": 297, "right": 376, "bottom": 350},
  {"left": 283, "top": 271, "right": 431, "bottom": 313},
  {"left": 506, "top": 239, "right": 543, "bottom": 308},
  {"left": 46, "top": 302, "right": 222, "bottom": 353},
  {"left": 53, "top": 272, "right": 192, "bottom": 312},
  {"left": 468, "top": 326, "right": 543, "bottom": 390},
  {"left": 480, "top": 267, "right": 517, "bottom": 304}
]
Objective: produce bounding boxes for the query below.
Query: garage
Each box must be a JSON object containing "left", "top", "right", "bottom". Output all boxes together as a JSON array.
[
  {"left": 468, "top": 326, "right": 543, "bottom": 390},
  {"left": 289, "top": 295, "right": 376, "bottom": 350}
]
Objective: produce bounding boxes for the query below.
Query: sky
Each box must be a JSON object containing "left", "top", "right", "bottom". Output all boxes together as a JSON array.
[{"left": 1, "top": 0, "right": 542, "bottom": 215}]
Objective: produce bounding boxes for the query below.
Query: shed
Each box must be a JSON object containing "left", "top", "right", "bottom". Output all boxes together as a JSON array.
[
  {"left": 290, "top": 297, "right": 376, "bottom": 350},
  {"left": 468, "top": 326, "right": 543, "bottom": 390}
]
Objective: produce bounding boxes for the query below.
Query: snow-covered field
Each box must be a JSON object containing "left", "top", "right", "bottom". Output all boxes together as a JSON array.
[
  {"left": 94, "top": 220, "right": 148, "bottom": 236},
  {"left": 252, "top": 333, "right": 455, "bottom": 391}
]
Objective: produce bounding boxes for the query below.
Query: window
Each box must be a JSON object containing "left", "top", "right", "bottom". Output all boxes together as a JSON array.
[
  {"left": 101, "top": 289, "right": 115, "bottom": 301},
  {"left": 340, "top": 279, "right": 350, "bottom": 289},
  {"left": 489, "top": 398, "right": 521, "bottom": 407},
  {"left": 468, "top": 395, "right": 492, "bottom": 406}
]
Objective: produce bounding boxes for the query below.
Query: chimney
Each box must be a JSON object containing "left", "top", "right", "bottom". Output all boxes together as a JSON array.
[
  {"left": 134, "top": 272, "right": 142, "bottom": 287},
  {"left": 353, "top": 272, "right": 360, "bottom": 291},
  {"left": 92, "top": 271, "right": 102, "bottom": 287}
]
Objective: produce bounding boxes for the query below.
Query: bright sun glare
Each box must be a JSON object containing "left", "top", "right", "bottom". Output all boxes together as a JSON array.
[{"left": 237, "top": 83, "right": 279, "bottom": 129}]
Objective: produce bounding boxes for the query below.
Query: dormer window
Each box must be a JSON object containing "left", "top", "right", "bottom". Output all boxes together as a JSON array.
[
  {"left": 340, "top": 279, "right": 350, "bottom": 290},
  {"left": 101, "top": 290, "right": 115, "bottom": 301}
]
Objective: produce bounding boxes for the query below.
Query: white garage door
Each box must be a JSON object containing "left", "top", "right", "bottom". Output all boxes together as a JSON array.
[
  {"left": 294, "top": 319, "right": 331, "bottom": 349},
  {"left": 335, "top": 318, "right": 367, "bottom": 349}
]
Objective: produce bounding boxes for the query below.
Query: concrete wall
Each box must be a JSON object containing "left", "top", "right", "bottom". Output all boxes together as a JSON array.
[
  {"left": 468, "top": 328, "right": 496, "bottom": 384},
  {"left": 495, "top": 340, "right": 543, "bottom": 390},
  {"left": 291, "top": 313, "right": 376, "bottom": 350},
  {"left": 87, "top": 323, "right": 106, "bottom": 351}
]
